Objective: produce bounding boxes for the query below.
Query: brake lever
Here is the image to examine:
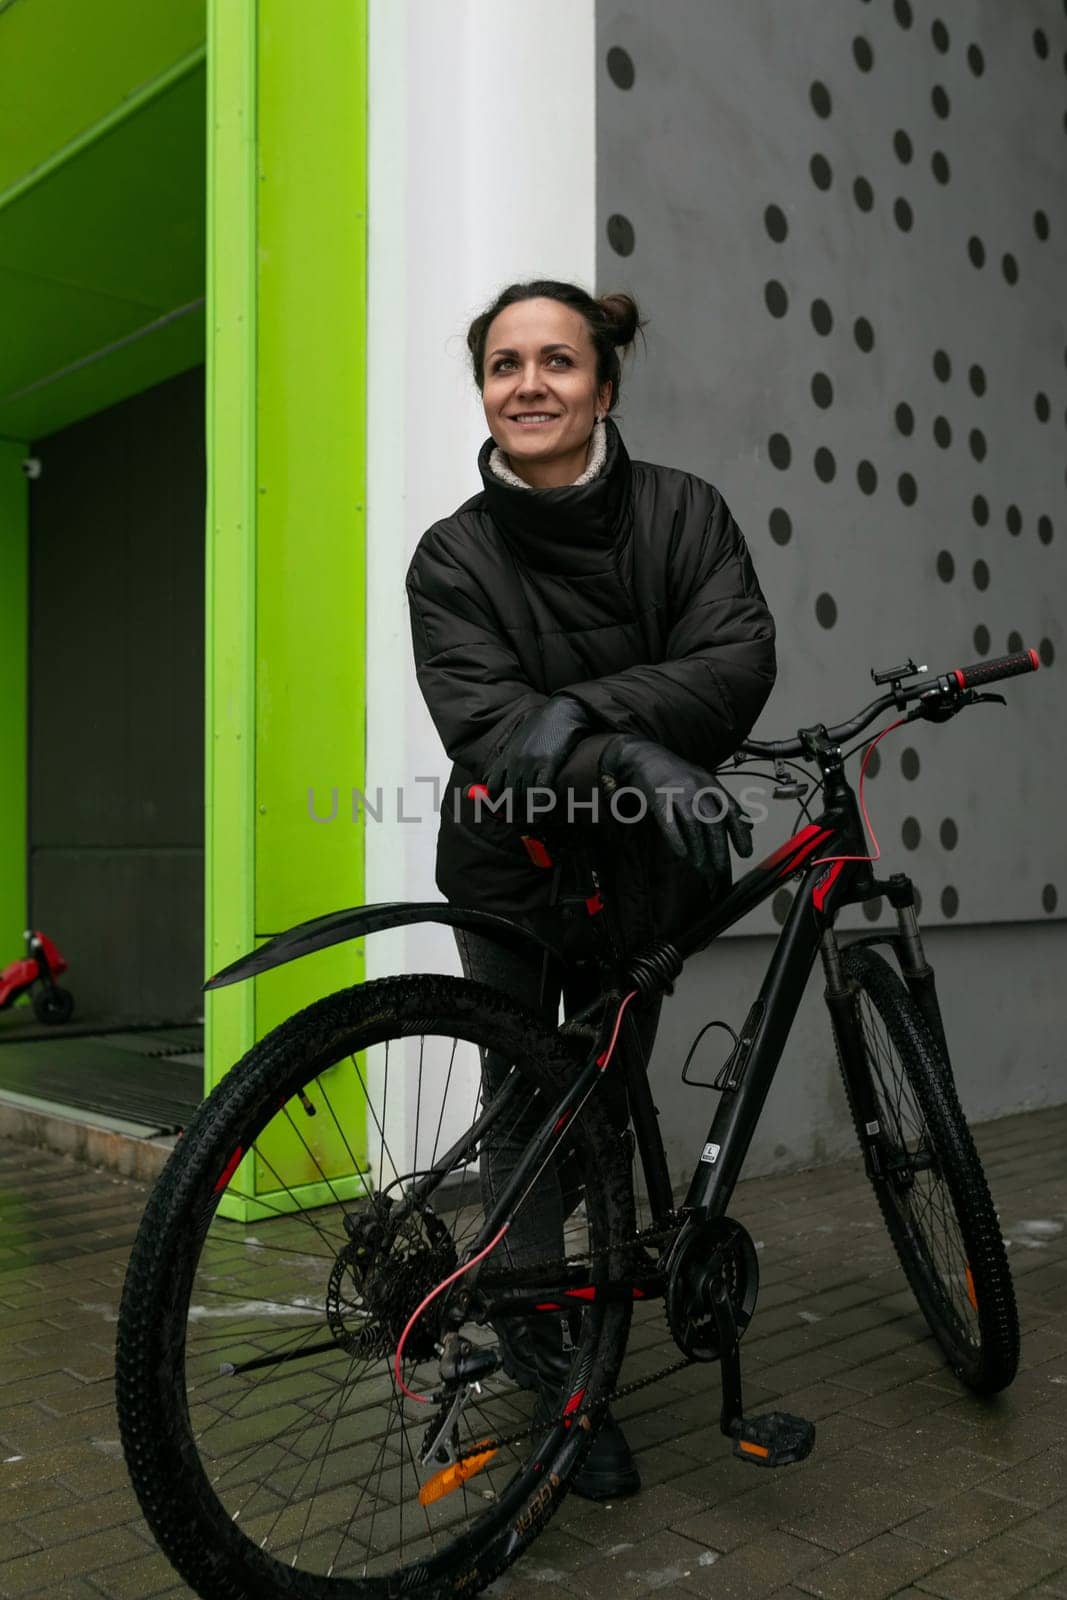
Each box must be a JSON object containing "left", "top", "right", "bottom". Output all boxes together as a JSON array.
[
  {"left": 968, "top": 692, "right": 1007, "bottom": 708},
  {"left": 907, "top": 685, "right": 1006, "bottom": 724}
]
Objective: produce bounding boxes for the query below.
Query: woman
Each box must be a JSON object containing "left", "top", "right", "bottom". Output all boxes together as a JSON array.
[{"left": 405, "top": 280, "right": 777, "bottom": 1498}]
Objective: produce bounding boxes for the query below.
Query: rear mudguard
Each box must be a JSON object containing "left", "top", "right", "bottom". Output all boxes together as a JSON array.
[{"left": 202, "top": 901, "right": 563, "bottom": 992}]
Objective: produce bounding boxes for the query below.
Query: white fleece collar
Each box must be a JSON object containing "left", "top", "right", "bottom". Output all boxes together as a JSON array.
[{"left": 488, "top": 418, "right": 608, "bottom": 491}]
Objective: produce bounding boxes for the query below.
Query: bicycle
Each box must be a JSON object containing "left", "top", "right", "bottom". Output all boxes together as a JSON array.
[{"left": 115, "top": 648, "right": 1039, "bottom": 1600}]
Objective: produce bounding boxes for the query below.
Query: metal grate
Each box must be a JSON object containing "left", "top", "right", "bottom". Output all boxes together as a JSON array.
[{"left": 0, "top": 1028, "right": 203, "bottom": 1133}]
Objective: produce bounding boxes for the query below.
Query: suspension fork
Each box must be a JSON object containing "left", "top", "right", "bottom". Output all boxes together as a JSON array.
[
  {"left": 837, "top": 873, "right": 953, "bottom": 1074},
  {"left": 820, "top": 930, "right": 889, "bottom": 1183},
  {"left": 884, "top": 875, "right": 953, "bottom": 1070}
]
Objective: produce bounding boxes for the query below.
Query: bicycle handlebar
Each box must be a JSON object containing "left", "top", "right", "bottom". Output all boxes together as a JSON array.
[
  {"left": 737, "top": 648, "right": 1040, "bottom": 762},
  {"left": 950, "top": 648, "right": 1040, "bottom": 692}
]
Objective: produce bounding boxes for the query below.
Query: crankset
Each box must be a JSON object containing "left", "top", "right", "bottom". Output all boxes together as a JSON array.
[
  {"left": 666, "top": 1215, "right": 814, "bottom": 1469},
  {"left": 665, "top": 1216, "right": 759, "bottom": 1360}
]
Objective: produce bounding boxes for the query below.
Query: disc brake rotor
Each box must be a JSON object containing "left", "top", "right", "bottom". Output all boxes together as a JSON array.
[{"left": 326, "top": 1206, "right": 457, "bottom": 1360}]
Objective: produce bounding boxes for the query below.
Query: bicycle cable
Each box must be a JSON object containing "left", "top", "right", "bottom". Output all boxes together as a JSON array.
[
  {"left": 729, "top": 713, "right": 917, "bottom": 857},
  {"left": 394, "top": 988, "right": 641, "bottom": 1403}
]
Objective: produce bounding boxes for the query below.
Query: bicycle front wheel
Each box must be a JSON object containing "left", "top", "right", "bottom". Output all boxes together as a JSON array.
[
  {"left": 833, "top": 945, "right": 1018, "bottom": 1393},
  {"left": 116, "top": 975, "right": 635, "bottom": 1600}
]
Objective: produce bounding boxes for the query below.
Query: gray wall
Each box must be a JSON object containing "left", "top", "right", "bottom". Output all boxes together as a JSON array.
[
  {"left": 29, "top": 366, "right": 205, "bottom": 1024},
  {"left": 596, "top": 0, "right": 1066, "bottom": 1168}
]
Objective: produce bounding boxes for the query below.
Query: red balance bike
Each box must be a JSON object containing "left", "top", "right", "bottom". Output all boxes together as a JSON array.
[{"left": 0, "top": 930, "right": 75, "bottom": 1025}]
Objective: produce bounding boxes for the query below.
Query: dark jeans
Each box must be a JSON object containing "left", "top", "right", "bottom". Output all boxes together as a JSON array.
[{"left": 453, "top": 925, "right": 662, "bottom": 1276}]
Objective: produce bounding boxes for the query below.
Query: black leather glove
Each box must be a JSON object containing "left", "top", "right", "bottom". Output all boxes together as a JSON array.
[
  {"left": 598, "top": 735, "right": 753, "bottom": 880},
  {"left": 485, "top": 695, "right": 592, "bottom": 807}
]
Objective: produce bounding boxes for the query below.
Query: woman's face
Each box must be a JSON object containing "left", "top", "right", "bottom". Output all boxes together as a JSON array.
[{"left": 482, "top": 298, "right": 613, "bottom": 487}]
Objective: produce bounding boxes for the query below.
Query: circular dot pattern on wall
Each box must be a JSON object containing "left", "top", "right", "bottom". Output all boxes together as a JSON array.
[
  {"left": 606, "top": 47, "right": 635, "bottom": 89},
  {"left": 600, "top": 11, "right": 1064, "bottom": 928},
  {"left": 606, "top": 213, "right": 634, "bottom": 256}
]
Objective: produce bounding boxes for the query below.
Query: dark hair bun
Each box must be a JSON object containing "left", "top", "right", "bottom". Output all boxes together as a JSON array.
[{"left": 598, "top": 292, "right": 642, "bottom": 350}]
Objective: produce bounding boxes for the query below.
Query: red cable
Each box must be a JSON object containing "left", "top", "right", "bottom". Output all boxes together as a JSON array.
[
  {"left": 393, "top": 989, "right": 639, "bottom": 1404},
  {"left": 596, "top": 989, "right": 640, "bottom": 1068},
  {"left": 810, "top": 715, "right": 907, "bottom": 869},
  {"left": 394, "top": 1223, "right": 511, "bottom": 1403}
]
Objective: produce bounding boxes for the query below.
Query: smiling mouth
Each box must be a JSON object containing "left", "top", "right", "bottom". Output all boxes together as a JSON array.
[{"left": 509, "top": 414, "right": 561, "bottom": 426}]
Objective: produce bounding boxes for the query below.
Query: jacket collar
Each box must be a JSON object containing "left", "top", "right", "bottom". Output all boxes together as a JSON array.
[{"left": 476, "top": 415, "right": 633, "bottom": 575}]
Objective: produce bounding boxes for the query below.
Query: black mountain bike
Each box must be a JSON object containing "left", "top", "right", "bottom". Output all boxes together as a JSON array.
[{"left": 116, "top": 649, "right": 1038, "bottom": 1600}]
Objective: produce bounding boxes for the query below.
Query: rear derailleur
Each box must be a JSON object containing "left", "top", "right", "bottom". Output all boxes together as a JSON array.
[{"left": 420, "top": 1332, "right": 501, "bottom": 1469}]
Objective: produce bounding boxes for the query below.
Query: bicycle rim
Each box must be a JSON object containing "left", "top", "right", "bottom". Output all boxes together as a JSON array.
[
  {"left": 842, "top": 949, "right": 1017, "bottom": 1386},
  {"left": 116, "top": 977, "right": 632, "bottom": 1598}
]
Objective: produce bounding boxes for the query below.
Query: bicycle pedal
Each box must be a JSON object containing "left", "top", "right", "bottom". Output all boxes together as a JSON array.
[{"left": 732, "top": 1411, "right": 815, "bottom": 1468}]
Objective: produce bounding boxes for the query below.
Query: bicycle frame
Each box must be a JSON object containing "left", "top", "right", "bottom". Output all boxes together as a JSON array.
[{"left": 455, "top": 724, "right": 947, "bottom": 1316}]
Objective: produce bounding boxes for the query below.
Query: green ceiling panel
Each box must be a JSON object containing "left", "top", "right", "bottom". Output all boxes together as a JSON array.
[
  {"left": 0, "top": 4, "right": 206, "bottom": 442},
  {"left": 0, "top": 301, "right": 205, "bottom": 445},
  {"left": 0, "top": 0, "right": 206, "bottom": 197},
  {"left": 0, "top": 69, "right": 205, "bottom": 305}
]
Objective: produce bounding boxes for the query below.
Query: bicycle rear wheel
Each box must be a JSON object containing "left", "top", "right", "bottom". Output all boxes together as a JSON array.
[
  {"left": 832, "top": 945, "right": 1018, "bottom": 1393},
  {"left": 116, "top": 975, "right": 635, "bottom": 1600}
]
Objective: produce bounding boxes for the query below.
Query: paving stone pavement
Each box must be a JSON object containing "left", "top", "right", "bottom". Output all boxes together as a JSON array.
[{"left": 1, "top": 1104, "right": 1065, "bottom": 1600}]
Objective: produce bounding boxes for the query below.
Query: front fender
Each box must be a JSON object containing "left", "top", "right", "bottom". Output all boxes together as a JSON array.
[{"left": 203, "top": 901, "right": 562, "bottom": 992}]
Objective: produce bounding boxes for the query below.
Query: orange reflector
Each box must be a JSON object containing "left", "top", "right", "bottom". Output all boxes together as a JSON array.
[
  {"left": 965, "top": 1262, "right": 978, "bottom": 1311},
  {"left": 739, "top": 1439, "right": 770, "bottom": 1459},
  {"left": 418, "top": 1441, "right": 498, "bottom": 1506}
]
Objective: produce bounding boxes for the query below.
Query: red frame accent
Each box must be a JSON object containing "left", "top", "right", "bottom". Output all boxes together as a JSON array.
[
  {"left": 812, "top": 859, "right": 846, "bottom": 913},
  {"left": 754, "top": 823, "right": 834, "bottom": 882},
  {"left": 213, "top": 1146, "right": 245, "bottom": 1193}
]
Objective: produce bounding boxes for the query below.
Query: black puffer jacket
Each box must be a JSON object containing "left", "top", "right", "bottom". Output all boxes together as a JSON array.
[{"left": 405, "top": 417, "right": 777, "bottom": 957}]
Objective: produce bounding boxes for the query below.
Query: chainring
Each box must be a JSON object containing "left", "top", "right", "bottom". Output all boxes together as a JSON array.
[{"left": 664, "top": 1216, "right": 759, "bottom": 1361}]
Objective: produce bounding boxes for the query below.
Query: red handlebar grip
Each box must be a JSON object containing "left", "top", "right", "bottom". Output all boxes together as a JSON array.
[{"left": 952, "top": 649, "right": 1040, "bottom": 691}]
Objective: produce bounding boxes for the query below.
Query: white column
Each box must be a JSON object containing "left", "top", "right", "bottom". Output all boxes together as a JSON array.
[
  {"left": 365, "top": 0, "right": 597, "bottom": 983},
  {"left": 365, "top": 0, "right": 596, "bottom": 1167}
]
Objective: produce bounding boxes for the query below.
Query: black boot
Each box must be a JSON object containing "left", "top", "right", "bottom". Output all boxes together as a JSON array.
[
  {"left": 495, "top": 1314, "right": 640, "bottom": 1501},
  {"left": 565, "top": 1410, "right": 641, "bottom": 1502}
]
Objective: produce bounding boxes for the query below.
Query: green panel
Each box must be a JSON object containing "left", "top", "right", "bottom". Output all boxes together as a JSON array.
[
  {"left": 0, "top": 441, "right": 28, "bottom": 958},
  {"left": 215, "top": 1058, "right": 372, "bottom": 1221},
  {"left": 254, "top": 0, "right": 366, "bottom": 942},
  {"left": 204, "top": 0, "right": 257, "bottom": 1099},
  {"left": 0, "top": 0, "right": 206, "bottom": 196},
  {"left": 249, "top": 0, "right": 368, "bottom": 1199},
  {"left": 217, "top": 1169, "right": 373, "bottom": 1225},
  {"left": 205, "top": 0, "right": 367, "bottom": 1208},
  {"left": 0, "top": 64, "right": 206, "bottom": 440}
]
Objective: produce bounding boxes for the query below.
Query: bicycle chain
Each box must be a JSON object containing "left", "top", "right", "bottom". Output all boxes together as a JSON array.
[{"left": 425, "top": 1222, "right": 697, "bottom": 1467}]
